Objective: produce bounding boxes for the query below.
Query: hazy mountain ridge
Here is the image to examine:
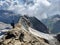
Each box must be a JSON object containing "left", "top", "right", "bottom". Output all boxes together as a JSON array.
[
  {"left": 42, "top": 14, "right": 60, "bottom": 34},
  {"left": 0, "top": 10, "right": 20, "bottom": 24}
]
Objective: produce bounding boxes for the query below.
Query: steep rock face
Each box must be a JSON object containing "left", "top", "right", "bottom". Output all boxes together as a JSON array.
[
  {"left": 21, "top": 15, "right": 49, "bottom": 33},
  {"left": 0, "top": 19, "right": 49, "bottom": 45}
]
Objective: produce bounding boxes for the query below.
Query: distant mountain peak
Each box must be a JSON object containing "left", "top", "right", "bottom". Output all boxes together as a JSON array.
[{"left": 52, "top": 14, "right": 60, "bottom": 19}]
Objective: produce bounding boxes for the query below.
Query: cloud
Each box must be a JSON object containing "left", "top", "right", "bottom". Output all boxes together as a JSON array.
[
  {"left": 11, "top": 0, "right": 51, "bottom": 20},
  {"left": 1, "top": 0, "right": 51, "bottom": 19},
  {"left": 46, "top": 0, "right": 60, "bottom": 17}
]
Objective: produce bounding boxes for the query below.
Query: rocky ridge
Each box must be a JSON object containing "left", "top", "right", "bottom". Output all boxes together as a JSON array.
[
  {"left": 0, "top": 16, "right": 49, "bottom": 45},
  {"left": 0, "top": 16, "right": 60, "bottom": 45}
]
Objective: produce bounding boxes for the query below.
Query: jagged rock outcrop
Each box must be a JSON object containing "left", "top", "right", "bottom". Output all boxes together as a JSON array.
[
  {"left": 23, "top": 15, "right": 49, "bottom": 33},
  {"left": 0, "top": 16, "right": 49, "bottom": 45}
]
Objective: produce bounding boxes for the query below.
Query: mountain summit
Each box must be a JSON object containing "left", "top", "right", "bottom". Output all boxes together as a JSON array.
[
  {"left": 19, "top": 15, "right": 49, "bottom": 33},
  {"left": 0, "top": 16, "right": 60, "bottom": 45},
  {"left": 0, "top": 16, "right": 50, "bottom": 45}
]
